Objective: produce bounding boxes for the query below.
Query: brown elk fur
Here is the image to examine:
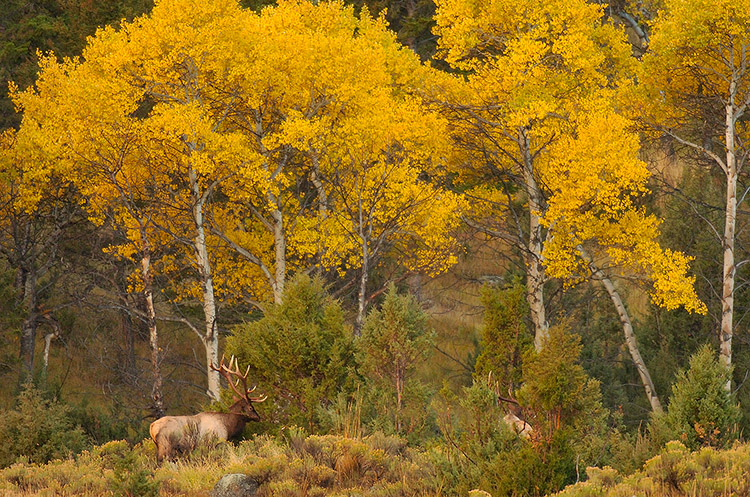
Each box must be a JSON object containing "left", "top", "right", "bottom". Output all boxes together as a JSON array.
[
  {"left": 150, "top": 398, "right": 261, "bottom": 462},
  {"left": 150, "top": 356, "right": 265, "bottom": 462}
]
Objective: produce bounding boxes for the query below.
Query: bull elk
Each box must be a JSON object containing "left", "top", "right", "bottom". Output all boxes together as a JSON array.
[{"left": 149, "top": 355, "right": 266, "bottom": 462}]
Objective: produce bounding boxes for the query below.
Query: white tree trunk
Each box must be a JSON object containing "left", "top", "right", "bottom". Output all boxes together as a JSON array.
[
  {"left": 519, "top": 128, "right": 549, "bottom": 350},
  {"left": 19, "top": 268, "right": 38, "bottom": 384},
  {"left": 271, "top": 202, "right": 286, "bottom": 304},
  {"left": 600, "top": 273, "right": 663, "bottom": 413},
  {"left": 720, "top": 87, "right": 738, "bottom": 392},
  {"left": 581, "top": 247, "right": 663, "bottom": 413},
  {"left": 356, "top": 237, "right": 370, "bottom": 334},
  {"left": 141, "top": 249, "right": 165, "bottom": 418},
  {"left": 189, "top": 166, "right": 221, "bottom": 401}
]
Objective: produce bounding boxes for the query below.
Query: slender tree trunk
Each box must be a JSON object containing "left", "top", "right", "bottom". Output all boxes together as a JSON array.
[
  {"left": 311, "top": 158, "right": 330, "bottom": 271},
  {"left": 189, "top": 166, "right": 221, "bottom": 401},
  {"left": 601, "top": 274, "right": 663, "bottom": 413},
  {"left": 720, "top": 91, "right": 738, "bottom": 392},
  {"left": 18, "top": 267, "right": 38, "bottom": 385},
  {"left": 356, "top": 238, "right": 369, "bottom": 334},
  {"left": 395, "top": 368, "right": 403, "bottom": 433},
  {"left": 141, "top": 249, "right": 165, "bottom": 418},
  {"left": 310, "top": 156, "right": 328, "bottom": 220},
  {"left": 581, "top": 248, "right": 663, "bottom": 413},
  {"left": 271, "top": 203, "right": 286, "bottom": 304},
  {"left": 519, "top": 128, "right": 549, "bottom": 350},
  {"left": 41, "top": 330, "right": 58, "bottom": 387}
]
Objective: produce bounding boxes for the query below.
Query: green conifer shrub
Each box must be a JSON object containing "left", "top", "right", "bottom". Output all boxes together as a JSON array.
[
  {"left": 473, "top": 281, "right": 533, "bottom": 393},
  {"left": 357, "top": 284, "right": 436, "bottom": 439},
  {"left": 225, "top": 274, "right": 357, "bottom": 432},
  {"left": 665, "top": 344, "right": 740, "bottom": 449}
]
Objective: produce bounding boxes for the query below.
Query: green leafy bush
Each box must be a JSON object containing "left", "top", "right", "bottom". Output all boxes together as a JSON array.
[
  {"left": 226, "top": 274, "right": 357, "bottom": 432},
  {"left": 357, "top": 284, "right": 436, "bottom": 439},
  {"left": 0, "top": 384, "right": 90, "bottom": 468},
  {"left": 665, "top": 344, "right": 741, "bottom": 449}
]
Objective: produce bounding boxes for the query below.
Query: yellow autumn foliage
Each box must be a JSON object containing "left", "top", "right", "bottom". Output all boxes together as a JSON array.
[
  {"left": 434, "top": 0, "right": 704, "bottom": 314},
  {"left": 10, "top": 0, "right": 463, "bottom": 305}
]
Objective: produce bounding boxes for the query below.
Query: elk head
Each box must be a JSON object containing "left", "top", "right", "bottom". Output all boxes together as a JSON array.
[{"left": 210, "top": 355, "right": 266, "bottom": 421}]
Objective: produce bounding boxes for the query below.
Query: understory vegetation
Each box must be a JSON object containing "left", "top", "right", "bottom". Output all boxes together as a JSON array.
[
  {"left": 2, "top": 432, "right": 750, "bottom": 497},
  {"left": 0, "top": 277, "right": 744, "bottom": 496}
]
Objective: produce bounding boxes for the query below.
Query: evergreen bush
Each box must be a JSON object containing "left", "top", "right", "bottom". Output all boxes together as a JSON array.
[
  {"left": 0, "top": 384, "right": 90, "bottom": 468},
  {"left": 665, "top": 344, "right": 740, "bottom": 449},
  {"left": 357, "top": 284, "right": 436, "bottom": 440},
  {"left": 225, "top": 274, "right": 357, "bottom": 432}
]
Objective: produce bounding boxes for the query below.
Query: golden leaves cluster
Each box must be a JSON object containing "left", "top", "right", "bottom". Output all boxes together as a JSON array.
[
  {"left": 435, "top": 0, "right": 705, "bottom": 314},
  {"left": 9, "top": 0, "right": 464, "bottom": 303}
]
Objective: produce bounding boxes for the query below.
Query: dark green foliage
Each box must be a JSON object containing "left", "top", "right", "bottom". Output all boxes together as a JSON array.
[
  {"left": 238, "top": 0, "right": 438, "bottom": 59},
  {"left": 518, "top": 324, "right": 592, "bottom": 418},
  {"left": 482, "top": 431, "right": 576, "bottom": 497},
  {"left": 665, "top": 344, "right": 740, "bottom": 449},
  {"left": 0, "top": 0, "right": 154, "bottom": 129},
  {"left": 351, "top": 0, "right": 438, "bottom": 60},
  {"left": 430, "top": 378, "right": 519, "bottom": 495},
  {"left": 570, "top": 284, "right": 651, "bottom": 428},
  {"left": 226, "top": 274, "right": 356, "bottom": 432},
  {"left": 641, "top": 166, "right": 750, "bottom": 429},
  {"left": 518, "top": 325, "right": 614, "bottom": 467},
  {"left": 433, "top": 322, "right": 615, "bottom": 497},
  {"left": 0, "top": 383, "right": 89, "bottom": 468},
  {"left": 69, "top": 398, "right": 147, "bottom": 445},
  {"left": 474, "top": 280, "right": 532, "bottom": 393},
  {"left": 357, "top": 284, "right": 436, "bottom": 439}
]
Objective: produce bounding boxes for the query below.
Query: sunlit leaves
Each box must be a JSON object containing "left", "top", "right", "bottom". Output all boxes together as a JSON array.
[{"left": 434, "top": 0, "right": 703, "bottom": 314}]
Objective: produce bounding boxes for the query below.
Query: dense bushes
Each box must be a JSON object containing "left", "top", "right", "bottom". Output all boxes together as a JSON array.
[
  {"left": 429, "top": 284, "right": 619, "bottom": 497},
  {"left": 4, "top": 427, "right": 750, "bottom": 497},
  {"left": 226, "top": 274, "right": 357, "bottom": 432},
  {"left": 555, "top": 441, "right": 750, "bottom": 497},
  {"left": 0, "top": 433, "right": 442, "bottom": 497},
  {"left": 0, "top": 384, "right": 90, "bottom": 467},
  {"left": 664, "top": 344, "right": 740, "bottom": 449}
]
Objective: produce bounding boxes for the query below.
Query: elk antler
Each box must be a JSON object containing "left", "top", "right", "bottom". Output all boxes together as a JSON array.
[{"left": 210, "top": 355, "right": 267, "bottom": 403}]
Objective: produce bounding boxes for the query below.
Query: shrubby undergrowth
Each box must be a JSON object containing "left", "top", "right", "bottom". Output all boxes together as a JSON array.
[
  {"left": 0, "top": 432, "right": 442, "bottom": 497},
  {"left": 0, "top": 384, "right": 89, "bottom": 468},
  {"left": 3, "top": 433, "right": 750, "bottom": 497}
]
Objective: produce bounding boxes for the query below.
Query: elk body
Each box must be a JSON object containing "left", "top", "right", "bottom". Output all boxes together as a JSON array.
[{"left": 149, "top": 356, "right": 266, "bottom": 462}]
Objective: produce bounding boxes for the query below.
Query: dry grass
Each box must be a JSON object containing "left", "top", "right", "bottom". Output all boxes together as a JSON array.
[{"left": 0, "top": 433, "right": 443, "bottom": 497}]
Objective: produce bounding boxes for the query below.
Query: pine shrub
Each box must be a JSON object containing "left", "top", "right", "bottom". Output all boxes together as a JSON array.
[
  {"left": 226, "top": 274, "right": 357, "bottom": 432},
  {"left": 665, "top": 344, "right": 740, "bottom": 449}
]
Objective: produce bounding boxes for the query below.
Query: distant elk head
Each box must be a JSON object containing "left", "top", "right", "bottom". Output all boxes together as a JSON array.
[
  {"left": 149, "top": 355, "right": 266, "bottom": 462},
  {"left": 487, "top": 372, "right": 533, "bottom": 439}
]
